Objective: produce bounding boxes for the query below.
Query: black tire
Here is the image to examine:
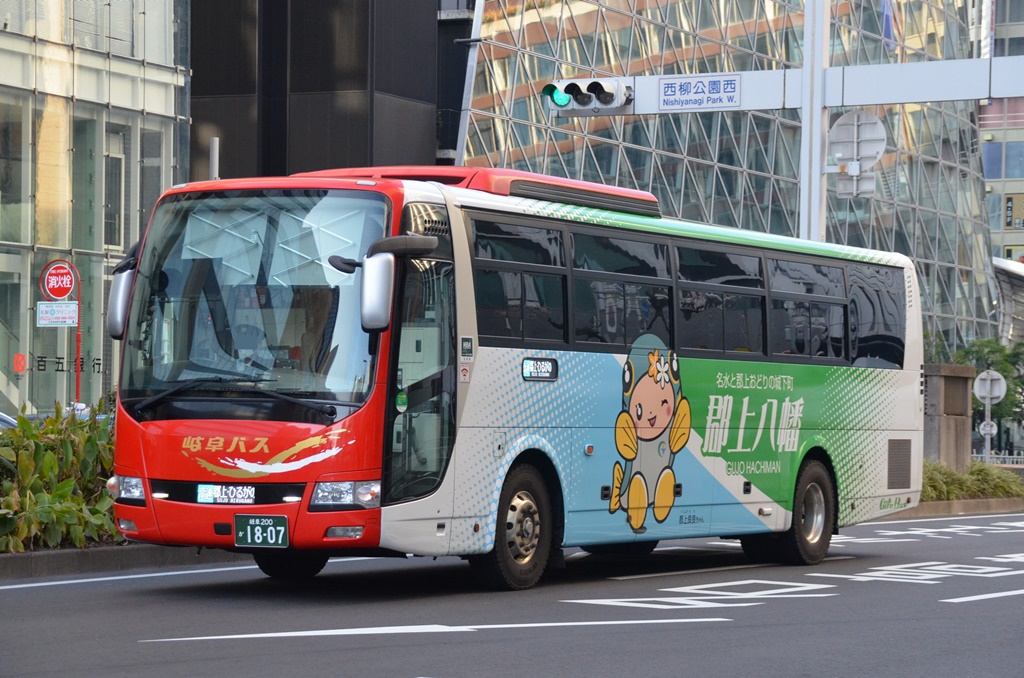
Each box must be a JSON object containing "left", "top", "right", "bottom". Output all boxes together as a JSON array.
[
  {"left": 470, "top": 464, "right": 552, "bottom": 590},
  {"left": 253, "top": 550, "right": 329, "bottom": 580},
  {"left": 580, "top": 540, "right": 658, "bottom": 557},
  {"left": 779, "top": 460, "right": 835, "bottom": 565},
  {"left": 739, "top": 534, "right": 781, "bottom": 563}
]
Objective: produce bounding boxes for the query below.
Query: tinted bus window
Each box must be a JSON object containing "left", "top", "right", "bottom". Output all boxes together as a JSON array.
[
  {"left": 474, "top": 221, "right": 564, "bottom": 266},
  {"left": 679, "top": 291, "right": 764, "bottom": 353},
  {"left": 574, "top": 280, "right": 671, "bottom": 346},
  {"left": 678, "top": 247, "right": 764, "bottom": 288},
  {"left": 849, "top": 264, "right": 906, "bottom": 368},
  {"left": 770, "top": 300, "right": 845, "bottom": 358},
  {"left": 678, "top": 290, "right": 722, "bottom": 350},
  {"left": 475, "top": 269, "right": 565, "bottom": 342},
  {"left": 768, "top": 259, "right": 844, "bottom": 297},
  {"left": 523, "top": 273, "right": 566, "bottom": 341},
  {"left": 575, "top": 279, "right": 624, "bottom": 344},
  {"left": 724, "top": 294, "right": 765, "bottom": 354},
  {"left": 573, "top": 234, "right": 670, "bottom": 278}
]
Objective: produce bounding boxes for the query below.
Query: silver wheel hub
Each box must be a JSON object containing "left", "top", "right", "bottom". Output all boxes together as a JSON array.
[
  {"left": 801, "top": 482, "right": 826, "bottom": 544},
  {"left": 505, "top": 490, "right": 540, "bottom": 564}
]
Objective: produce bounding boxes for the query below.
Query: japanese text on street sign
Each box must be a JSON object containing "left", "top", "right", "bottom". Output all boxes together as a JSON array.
[
  {"left": 41, "top": 261, "right": 75, "bottom": 300},
  {"left": 659, "top": 74, "right": 741, "bottom": 112},
  {"left": 37, "top": 301, "right": 78, "bottom": 327}
]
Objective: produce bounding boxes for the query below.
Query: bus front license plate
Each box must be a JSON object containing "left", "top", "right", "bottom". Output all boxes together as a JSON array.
[{"left": 234, "top": 514, "right": 289, "bottom": 548}]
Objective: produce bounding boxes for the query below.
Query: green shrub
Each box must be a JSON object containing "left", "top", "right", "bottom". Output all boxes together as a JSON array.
[
  {"left": 921, "top": 458, "right": 1024, "bottom": 501},
  {"left": 0, "top": 402, "right": 122, "bottom": 552}
]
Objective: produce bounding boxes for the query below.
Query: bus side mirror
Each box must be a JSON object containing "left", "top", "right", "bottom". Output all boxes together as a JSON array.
[
  {"left": 106, "top": 251, "right": 138, "bottom": 340},
  {"left": 361, "top": 252, "right": 396, "bottom": 332}
]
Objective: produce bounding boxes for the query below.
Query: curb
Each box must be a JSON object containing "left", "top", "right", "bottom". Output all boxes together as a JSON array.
[
  {"left": 0, "top": 543, "right": 251, "bottom": 582},
  {"left": 878, "top": 497, "right": 1024, "bottom": 520},
  {"left": 4, "top": 499, "right": 1024, "bottom": 582}
]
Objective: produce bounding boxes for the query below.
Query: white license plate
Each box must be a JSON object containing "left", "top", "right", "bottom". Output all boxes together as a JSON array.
[
  {"left": 197, "top": 484, "right": 256, "bottom": 504},
  {"left": 234, "top": 514, "right": 289, "bottom": 548}
]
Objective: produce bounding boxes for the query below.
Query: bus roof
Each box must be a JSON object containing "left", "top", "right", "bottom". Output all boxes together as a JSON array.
[{"left": 294, "top": 166, "right": 662, "bottom": 219}]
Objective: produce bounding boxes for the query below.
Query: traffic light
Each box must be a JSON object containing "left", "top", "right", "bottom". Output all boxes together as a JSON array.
[{"left": 542, "top": 78, "right": 634, "bottom": 117}]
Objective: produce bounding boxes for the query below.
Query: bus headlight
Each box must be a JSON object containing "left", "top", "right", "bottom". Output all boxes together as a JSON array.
[
  {"left": 107, "top": 475, "right": 145, "bottom": 501},
  {"left": 311, "top": 481, "right": 381, "bottom": 509}
]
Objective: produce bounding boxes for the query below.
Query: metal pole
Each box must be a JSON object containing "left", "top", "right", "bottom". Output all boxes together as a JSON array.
[
  {"left": 984, "top": 398, "right": 991, "bottom": 465},
  {"left": 75, "top": 322, "right": 81, "bottom": 403},
  {"left": 210, "top": 136, "right": 220, "bottom": 180},
  {"left": 797, "top": 0, "right": 831, "bottom": 242}
]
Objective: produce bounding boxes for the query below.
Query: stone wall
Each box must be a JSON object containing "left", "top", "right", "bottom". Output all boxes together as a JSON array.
[{"left": 923, "top": 364, "right": 976, "bottom": 472}]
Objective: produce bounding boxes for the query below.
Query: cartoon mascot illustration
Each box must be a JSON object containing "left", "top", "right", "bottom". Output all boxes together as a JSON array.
[{"left": 610, "top": 334, "right": 691, "bottom": 533}]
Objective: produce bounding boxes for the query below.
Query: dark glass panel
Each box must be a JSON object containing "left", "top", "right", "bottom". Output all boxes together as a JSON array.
[
  {"left": 474, "top": 269, "right": 521, "bottom": 338},
  {"left": 573, "top": 233, "right": 669, "bottom": 277},
  {"left": 767, "top": 259, "right": 844, "bottom": 297},
  {"left": 474, "top": 221, "right": 564, "bottom": 266},
  {"left": 677, "top": 246, "right": 764, "bottom": 287},
  {"left": 574, "top": 279, "right": 625, "bottom": 344}
]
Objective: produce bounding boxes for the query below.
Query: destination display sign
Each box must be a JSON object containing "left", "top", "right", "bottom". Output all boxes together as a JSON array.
[{"left": 522, "top": 358, "right": 558, "bottom": 382}]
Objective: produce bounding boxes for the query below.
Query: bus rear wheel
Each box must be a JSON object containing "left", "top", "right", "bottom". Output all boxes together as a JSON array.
[
  {"left": 253, "top": 550, "right": 329, "bottom": 580},
  {"left": 779, "top": 459, "right": 835, "bottom": 565},
  {"left": 470, "top": 464, "right": 552, "bottom": 591}
]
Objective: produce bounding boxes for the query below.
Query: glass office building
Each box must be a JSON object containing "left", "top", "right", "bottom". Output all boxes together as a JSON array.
[
  {"left": 0, "top": 2, "right": 189, "bottom": 414},
  {"left": 458, "top": 0, "right": 997, "bottom": 360},
  {"left": 0, "top": 1, "right": 995, "bottom": 418}
]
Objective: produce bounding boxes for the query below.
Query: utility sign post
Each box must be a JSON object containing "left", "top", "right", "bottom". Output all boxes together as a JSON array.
[
  {"left": 973, "top": 369, "right": 1007, "bottom": 465},
  {"left": 39, "top": 259, "right": 83, "bottom": 403}
]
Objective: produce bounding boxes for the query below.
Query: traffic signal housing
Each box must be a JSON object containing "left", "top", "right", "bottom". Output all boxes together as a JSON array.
[{"left": 542, "top": 78, "right": 635, "bottom": 117}]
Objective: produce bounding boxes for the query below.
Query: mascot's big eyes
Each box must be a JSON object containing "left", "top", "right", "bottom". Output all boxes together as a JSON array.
[
  {"left": 670, "top": 352, "right": 680, "bottom": 383},
  {"left": 635, "top": 403, "right": 643, "bottom": 420},
  {"left": 623, "top": 360, "right": 634, "bottom": 396}
]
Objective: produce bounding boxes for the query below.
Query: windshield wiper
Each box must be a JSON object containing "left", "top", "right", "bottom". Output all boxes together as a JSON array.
[
  {"left": 134, "top": 374, "right": 232, "bottom": 411},
  {"left": 134, "top": 377, "right": 337, "bottom": 419},
  {"left": 244, "top": 387, "right": 337, "bottom": 419}
]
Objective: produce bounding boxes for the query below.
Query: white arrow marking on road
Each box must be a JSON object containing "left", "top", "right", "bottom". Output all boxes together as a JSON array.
[{"left": 141, "top": 617, "right": 730, "bottom": 643}]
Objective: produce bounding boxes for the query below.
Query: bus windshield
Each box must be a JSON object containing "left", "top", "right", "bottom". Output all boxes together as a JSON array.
[{"left": 120, "top": 189, "right": 388, "bottom": 410}]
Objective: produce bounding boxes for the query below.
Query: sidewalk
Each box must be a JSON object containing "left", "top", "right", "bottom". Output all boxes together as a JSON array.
[{"left": 3, "top": 499, "right": 1024, "bottom": 582}]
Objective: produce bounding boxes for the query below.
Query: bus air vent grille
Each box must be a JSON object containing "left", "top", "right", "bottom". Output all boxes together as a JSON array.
[{"left": 887, "top": 439, "right": 912, "bottom": 489}]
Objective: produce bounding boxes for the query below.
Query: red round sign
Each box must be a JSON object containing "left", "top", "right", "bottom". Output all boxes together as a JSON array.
[{"left": 42, "top": 262, "right": 75, "bottom": 300}]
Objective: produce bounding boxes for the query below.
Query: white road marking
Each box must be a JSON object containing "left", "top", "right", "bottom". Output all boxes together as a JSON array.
[
  {"left": 610, "top": 562, "right": 769, "bottom": 580},
  {"left": 609, "top": 555, "right": 851, "bottom": 581},
  {"left": 0, "top": 557, "right": 374, "bottom": 591},
  {"left": 942, "top": 589, "right": 1024, "bottom": 603},
  {"left": 864, "top": 513, "right": 1024, "bottom": 526},
  {"left": 141, "top": 617, "right": 730, "bottom": 643}
]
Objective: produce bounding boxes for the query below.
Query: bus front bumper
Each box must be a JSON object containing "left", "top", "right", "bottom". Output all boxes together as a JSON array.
[{"left": 113, "top": 500, "right": 382, "bottom": 551}]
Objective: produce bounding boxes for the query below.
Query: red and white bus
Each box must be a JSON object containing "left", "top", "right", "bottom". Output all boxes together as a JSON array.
[{"left": 106, "top": 166, "right": 922, "bottom": 589}]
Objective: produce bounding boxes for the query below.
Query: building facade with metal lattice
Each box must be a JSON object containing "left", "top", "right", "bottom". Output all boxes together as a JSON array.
[{"left": 456, "top": 0, "right": 997, "bottom": 360}]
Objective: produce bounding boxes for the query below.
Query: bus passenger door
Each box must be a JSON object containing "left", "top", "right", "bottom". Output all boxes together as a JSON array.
[{"left": 383, "top": 261, "right": 456, "bottom": 509}]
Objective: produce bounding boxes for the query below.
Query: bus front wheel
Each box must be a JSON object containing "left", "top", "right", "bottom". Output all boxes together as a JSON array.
[
  {"left": 779, "top": 460, "right": 835, "bottom": 565},
  {"left": 253, "top": 550, "right": 329, "bottom": 580},
  {"left": 470, "top": 464, "right": 552, "bottom": 591}
]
